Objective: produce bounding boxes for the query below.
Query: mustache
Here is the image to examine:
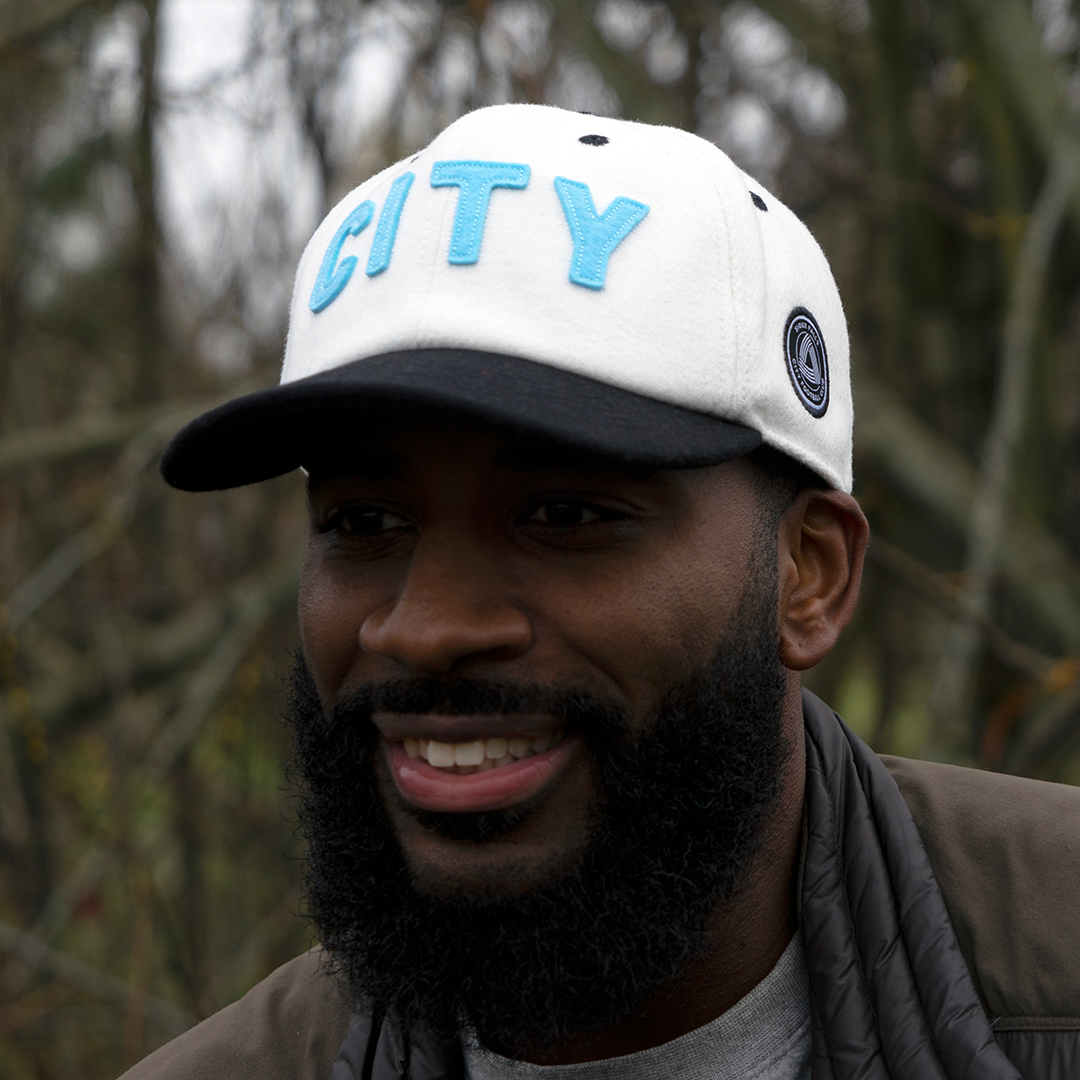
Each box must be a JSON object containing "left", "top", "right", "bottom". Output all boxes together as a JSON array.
[{"left": 329, "top": 675, "right": 629, "bottom": 735}]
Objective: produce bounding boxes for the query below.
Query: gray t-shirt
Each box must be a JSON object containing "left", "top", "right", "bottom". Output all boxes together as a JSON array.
[{"left": 463, "top": 933, "right": 811, "bottom": 1080}]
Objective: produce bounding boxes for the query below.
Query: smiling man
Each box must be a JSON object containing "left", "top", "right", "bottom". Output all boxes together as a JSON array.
[{"left": 125, "top": 105, "right": 1080, "bottom": 1080}]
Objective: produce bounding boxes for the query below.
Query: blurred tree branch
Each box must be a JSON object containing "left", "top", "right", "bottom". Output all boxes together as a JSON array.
[
  {"left": 866, "top": 535, "right": 1059, "bottom": 677},
  {"left": 142, "top": 558, "right": 300, "bottom": 779},
  {"left": 5, "top": 424, "right": 171, "bottom": 632},
  {"left": 0, "top": 921, "right": 193, "bottom": 1037},
  {"left": 4, "top": 555, "right": 300, "bottom": 1001},
  {"left": 0, "top": 394, "right": 245, "bottom": 477},
  {"left": 931, "top": 121, "right": 1080, "bottom": 736},
  {"left": 1, "top": 389, "right": 259, "bottom": 629},
  {"left": 1006, "top": 663, "right": 1080, "bottom": 774},
  {"left": 0, "top": 0, "right": 85, "bottom": 43},
  {"left": 551, "top": 0, "right": 686, "bottom": 126},
  {"left": 855, "top": 378, "right": 1080, "bottom": 647},
  {"left": 958, "top": 0, "right": 1065, "bottom": 159}
]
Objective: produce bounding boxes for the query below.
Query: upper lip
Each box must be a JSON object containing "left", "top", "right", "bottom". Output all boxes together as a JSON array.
[{"left": 372, "top": 711, "right": 565, "bottom": 744}]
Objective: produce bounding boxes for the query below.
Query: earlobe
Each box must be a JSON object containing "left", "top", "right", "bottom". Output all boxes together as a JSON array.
[{"left": 777, "top": 489, "right": 869, "bottom": 671}]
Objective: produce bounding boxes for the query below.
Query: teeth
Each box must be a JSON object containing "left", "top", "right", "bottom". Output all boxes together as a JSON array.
[
  {"left": 406, "top": 731, "right": 566, "bottom": 771},
  {"left": 508, "top": 737, "right": 532, "bottom": 759},
  {"left": 426, "top": 740, "right": 455, "bottom": 768},
  {"left": 454, "top": 740, "right": 485, "bottom": 767}
]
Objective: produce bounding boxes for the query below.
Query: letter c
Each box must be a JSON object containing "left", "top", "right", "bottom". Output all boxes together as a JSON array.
[{"left": 309, "top": 200, "right": 375, "bottom": 313}]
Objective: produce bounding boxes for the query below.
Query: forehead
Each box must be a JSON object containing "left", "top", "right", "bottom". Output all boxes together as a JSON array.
[{"left": 301, "top": 406, "right": 666, "bottom": 484}]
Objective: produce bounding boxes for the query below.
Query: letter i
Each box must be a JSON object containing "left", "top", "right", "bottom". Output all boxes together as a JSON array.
[{"left": 366, "top": 172, "right": 415, "bottom": 277}]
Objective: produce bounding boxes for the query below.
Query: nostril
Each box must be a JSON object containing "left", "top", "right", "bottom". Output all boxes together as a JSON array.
[{"left": 359, "top": 599, "right": 533, "bottom": 674}]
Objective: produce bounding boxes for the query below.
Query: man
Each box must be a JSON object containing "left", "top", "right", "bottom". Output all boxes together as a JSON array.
[{"left": 126, "top": 105, "right": 1080, "bottom": 1080}]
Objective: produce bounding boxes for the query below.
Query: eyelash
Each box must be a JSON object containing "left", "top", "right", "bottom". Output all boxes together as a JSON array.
[
  {"left": 316, "top": 506, "right": 412, "bottom": 536},
  {"left": 316, "top": 497, "right": 624, "bottom": 537},
  {"left": 520, "top": 498, "right": 613, "bottom": 527}
]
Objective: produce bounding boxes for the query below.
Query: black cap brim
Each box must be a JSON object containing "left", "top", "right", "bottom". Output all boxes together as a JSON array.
[{"left": 160, "top": 349, "right": 762, "bottom": 491}]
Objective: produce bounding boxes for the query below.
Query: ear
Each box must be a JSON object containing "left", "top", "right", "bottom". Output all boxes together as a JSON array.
[{"left": 776, "top": 489, "right": 869, "bottom": 671}]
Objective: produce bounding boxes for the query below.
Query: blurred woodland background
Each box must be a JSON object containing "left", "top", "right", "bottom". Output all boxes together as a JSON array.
[{"left": 2, "top": 0, "right": 1080, "bottom": 1073}]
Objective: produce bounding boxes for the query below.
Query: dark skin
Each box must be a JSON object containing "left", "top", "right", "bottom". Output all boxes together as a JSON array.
[{"left": 299, "top": 410, "right": 869, "bottom": 1065}]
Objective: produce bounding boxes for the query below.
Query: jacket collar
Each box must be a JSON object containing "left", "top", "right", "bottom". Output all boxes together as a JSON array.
[{"left": 800, "top": 688, "right": 1018, "bottom": 1079}]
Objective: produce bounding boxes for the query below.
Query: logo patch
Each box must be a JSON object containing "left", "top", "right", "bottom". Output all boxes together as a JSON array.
[{"left": 784, "top": 308, "right": 829, "bottom": 417}]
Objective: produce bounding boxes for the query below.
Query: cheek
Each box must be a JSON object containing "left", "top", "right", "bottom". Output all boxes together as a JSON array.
[
  {"left": 532, "top": 538, "right": 750, "bottom": 716},
  {"left": 298, "top": 540, "right": 389, "bottom": 706}
]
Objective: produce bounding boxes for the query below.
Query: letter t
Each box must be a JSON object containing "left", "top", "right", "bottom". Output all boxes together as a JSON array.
[{"left": 430, "top": 160, "right": 531, "bottom": 265}]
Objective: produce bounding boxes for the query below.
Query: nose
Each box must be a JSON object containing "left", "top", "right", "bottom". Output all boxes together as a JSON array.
[{"left": 359, "top": 533, "right": 532, "bottom": 674}]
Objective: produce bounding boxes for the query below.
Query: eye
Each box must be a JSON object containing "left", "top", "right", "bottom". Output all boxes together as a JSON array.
[
  {"left": 526, "top": 500, "right": 604, "bottom": 527},
  {"left": 321, "top": 505, "right": 412, "bottom": 536}
]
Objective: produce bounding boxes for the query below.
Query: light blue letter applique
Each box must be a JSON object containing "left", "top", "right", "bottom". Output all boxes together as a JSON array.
[
  {"left": 309, "top": 200, "right": 375, "bottom": 312},
  {"left": 553, "top": 177, "right": 649, "bottom": 290},
  {"left": 430, "top": 160, "right": 530, "bottom": 264},
  {"left": 366, "top": 172, "right": 415, "bottom": 277}
]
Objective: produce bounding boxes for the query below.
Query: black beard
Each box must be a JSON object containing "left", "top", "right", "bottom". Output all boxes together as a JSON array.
[{"left": 285, "top": 575, "right": 790, "bottom": 1058}]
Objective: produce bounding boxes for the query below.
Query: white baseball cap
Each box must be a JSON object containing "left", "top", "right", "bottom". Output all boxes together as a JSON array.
[{"left": 162, "top": 103, "right": 852, "bottom": 492}]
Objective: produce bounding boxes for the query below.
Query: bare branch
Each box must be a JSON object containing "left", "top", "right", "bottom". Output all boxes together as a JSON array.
[
  {"left": 0, "top": 407, "right": 161, "bottom": 476},
  {"left": 4, "top": 561, "right": 299, "bottom": 980},
  {"left": 141, "top": 560, "right": 299, "bottom": 780},
  {"left": 2, "top": 431, "right": 158, "bottom": 633},
  {"left": 855, "top": 378, "right": 1080, "bottom": 647},
  {"left": 0, "top": 921, "right": 193, "bottom": 1037},
  {"left": 1006, "top": 665, "right": 1080, "bottom": 775},
  {"left": 30, "top": 849, "right": 112, "bottom": 947},
  {"left": 0, "top": 703, "right": 29, "bottom": 849},
  {"left": 0, "top": 390, "right": 258, "bottom": 477},
  {"left": 15, "top": 606, "right": 224, "bottom": 735},
  {"left": 0, "top": 0, "right": 84, "bottom": 42},
  {"left": 958, "top": 0, "right": 1065, "bottom": 173},
  {"left": 930, "top": 123, "right": 1080, "bottom": 735},
  {"left": 866, "top": 535, "right": 1059, "bottom": 677},
  {"left": 1, "top": 395, "right": 257, "bottom": 633}
]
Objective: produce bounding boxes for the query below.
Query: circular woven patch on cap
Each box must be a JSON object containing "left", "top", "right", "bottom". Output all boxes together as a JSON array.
[{"left": 784, "top": 307, "right": 829, "bottom": 418}]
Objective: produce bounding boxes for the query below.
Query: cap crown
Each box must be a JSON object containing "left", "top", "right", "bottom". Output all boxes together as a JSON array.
[{"left": 284, "top": 103, "right": 852, "bottom": 490}]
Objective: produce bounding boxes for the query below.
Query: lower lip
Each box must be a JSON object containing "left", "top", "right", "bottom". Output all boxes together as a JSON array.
[{"left": 386, "top": 738, "right": 576, "bottom": 813}]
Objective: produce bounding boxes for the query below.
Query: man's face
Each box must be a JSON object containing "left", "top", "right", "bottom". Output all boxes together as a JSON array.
[{"left": 299, "top": 410, "right": 772, "bottom": 898}]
